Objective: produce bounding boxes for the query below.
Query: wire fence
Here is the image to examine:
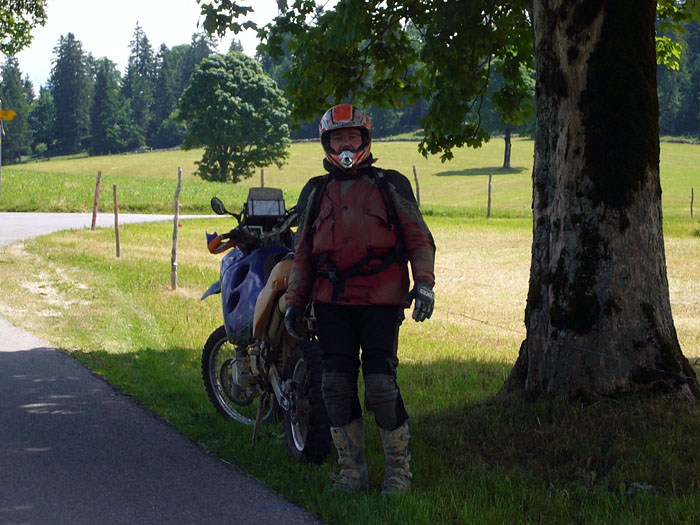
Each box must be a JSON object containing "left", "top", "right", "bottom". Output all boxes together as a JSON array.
[{"left": 436, "top": 306, "right": 698, "bottom": 383}]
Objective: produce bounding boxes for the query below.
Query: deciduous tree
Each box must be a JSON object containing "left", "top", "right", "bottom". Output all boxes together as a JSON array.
[
  {"left": 0, "top": 0, "right": 47, "bottom": 55},
  {"left": 198, "top": 0, "right": 700, "bottom": 401},
  {"left": 503, "top": 1, "right": 698, "bottom": 400},
  {"left": 178, "top": 52, "right": 291, "bottom": 182}
]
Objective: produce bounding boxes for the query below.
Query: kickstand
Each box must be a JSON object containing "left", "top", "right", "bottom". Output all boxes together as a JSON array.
[{"left": 252, "top": 394, "right": 266, "bottom": 445}]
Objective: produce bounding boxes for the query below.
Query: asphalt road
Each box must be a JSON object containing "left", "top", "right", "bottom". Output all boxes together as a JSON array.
[
  {"left": 0, "top": 213, "right": 323, "bottom": 525},
  {"left": 0, "top": 211, "right": 215, "bottom": 248}
]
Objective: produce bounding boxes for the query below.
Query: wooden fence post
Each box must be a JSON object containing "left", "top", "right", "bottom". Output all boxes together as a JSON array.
[
  {"left": 487, "top": 173, "right": 493, "bottom": 218},
  {"left": 692, "top": 187, "right": 694, "bottom": 218},
  {"left": 171, "top": 167, "right": 182, "bottom": 290},
  {"left": 113, "top": 184, "right": 120, "bottom": 258},
  {"left": 91, "top": 171, "right": 102, "bottom": 231},
  {"left": 412, "top": 165, "right": 421, "bottom": 207}
]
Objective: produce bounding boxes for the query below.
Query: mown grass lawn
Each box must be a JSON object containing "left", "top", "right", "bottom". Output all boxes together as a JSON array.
[{"left": 1, "top": 140, "right": 700, "bottom": 523}]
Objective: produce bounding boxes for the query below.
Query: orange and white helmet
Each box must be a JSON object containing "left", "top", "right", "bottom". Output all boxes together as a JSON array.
[{"left": 319, "top": 104, "right": 372, "bottom": 170}]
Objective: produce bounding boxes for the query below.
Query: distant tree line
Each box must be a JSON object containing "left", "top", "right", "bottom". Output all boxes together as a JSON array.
[
  {"left": 0, "top": 24, "right": 236, "bottom": 163},
  {"left": 657, "top": 20, "right": 700, "bottom": 138},
  {"left": 0, "top": 22, "right": 529, "bottom": 166}
]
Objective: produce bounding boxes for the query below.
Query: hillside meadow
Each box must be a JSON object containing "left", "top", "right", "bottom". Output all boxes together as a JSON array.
[
  {"left": 0, "top": 139, "right": 700, "bottom": 523},
  {"left": 2, "top": 137, "right": 698, "bottom": 220}
]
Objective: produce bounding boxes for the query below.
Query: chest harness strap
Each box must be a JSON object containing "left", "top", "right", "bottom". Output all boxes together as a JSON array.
[{"left": 310, "top": 169, "right": 406, "bottom": 302}]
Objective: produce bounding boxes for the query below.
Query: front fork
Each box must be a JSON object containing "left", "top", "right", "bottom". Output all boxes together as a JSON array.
[{"left": 250, "top": 338, "right": 297, "bottom": 446}]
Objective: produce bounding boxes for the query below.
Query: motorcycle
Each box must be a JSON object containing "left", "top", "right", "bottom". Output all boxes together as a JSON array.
[{"left": 200, "top": 187, "right": 331, "bottom": 463}]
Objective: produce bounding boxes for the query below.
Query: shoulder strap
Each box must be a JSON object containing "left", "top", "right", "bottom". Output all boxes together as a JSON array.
[
  {"left": 312, "top": 169, "right": 407, "bottom": 303},
  {"left": 372, "top": 168, "right": 400, "bottom": 233},
  {"left": 304, "top": 174, "right": 331, "bottom": 241}
]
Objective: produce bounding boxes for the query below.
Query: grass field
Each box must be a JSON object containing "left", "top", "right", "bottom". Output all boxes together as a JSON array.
[
  {"left": 3, "top": 138, "right": 698, "bottom": 219},
  {"left": 3, "top": 139, "right": 536, "bottom": 215},
  {"left": 1, "top": 140, "right": 700, "bottom": 523}
]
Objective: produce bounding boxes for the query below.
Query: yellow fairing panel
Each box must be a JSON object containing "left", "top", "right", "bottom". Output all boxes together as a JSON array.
[{"left": 253, "top": 259, "right": 293, "bottom": 340}]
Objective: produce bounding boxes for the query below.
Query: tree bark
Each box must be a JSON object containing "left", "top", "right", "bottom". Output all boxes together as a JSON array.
[
  {"left": 502, "top": 124, "right": 512, "bottom": 170},
  {"left": 503, "top": 0, "right": 699, "bottom": 400}
]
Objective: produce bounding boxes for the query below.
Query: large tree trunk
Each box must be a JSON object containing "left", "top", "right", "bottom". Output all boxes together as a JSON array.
[{"left": 503, "top": 0, "right": 699, "bottom": 400}]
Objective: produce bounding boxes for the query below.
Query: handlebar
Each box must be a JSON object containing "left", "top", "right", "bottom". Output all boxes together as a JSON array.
[{"left": 206, "top": 205, "right": 298, "bottom": 255}]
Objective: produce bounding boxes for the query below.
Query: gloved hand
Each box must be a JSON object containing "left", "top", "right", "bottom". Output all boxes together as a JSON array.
[
  {"left": 284, "top": 305, "right": 306, "bottom": 340},
  {"left": 407, "top": 282, "right": 434, "bottom": 322}
]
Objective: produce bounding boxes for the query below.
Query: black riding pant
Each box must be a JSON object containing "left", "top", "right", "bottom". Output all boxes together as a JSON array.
[{"left": 314, "top": 303, "right": 408, "bottom": 431}]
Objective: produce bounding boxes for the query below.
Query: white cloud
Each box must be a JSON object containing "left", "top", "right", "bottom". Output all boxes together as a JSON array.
[{"left": 9, "top": 0, "right": 281, "bottom": 90}]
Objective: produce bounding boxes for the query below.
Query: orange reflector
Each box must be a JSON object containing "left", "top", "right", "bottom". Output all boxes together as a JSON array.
[{"left": 207, "top": 235, "right": 222, "bottom": 253}]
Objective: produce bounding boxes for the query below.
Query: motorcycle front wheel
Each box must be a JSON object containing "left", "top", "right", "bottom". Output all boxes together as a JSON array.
[
  {"left": 202, "top": 325, "right": 276, "bottom": 425},
  {"left": 283, "top": 339, "right": 331, "bottom": 464}
]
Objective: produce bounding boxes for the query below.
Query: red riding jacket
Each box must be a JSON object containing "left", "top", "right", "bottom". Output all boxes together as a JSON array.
[{"left": 286, "top": 162, "right": 435, "bottom": 308}]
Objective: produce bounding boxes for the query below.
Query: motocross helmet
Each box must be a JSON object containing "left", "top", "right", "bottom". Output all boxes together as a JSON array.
[{"left": 319, "top": 104, "right": 372, "bottom": 170}]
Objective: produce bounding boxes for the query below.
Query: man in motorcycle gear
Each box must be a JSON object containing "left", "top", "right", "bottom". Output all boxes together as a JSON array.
[{"left": 285, "top": 103, "right": 435, "bottom": 496}]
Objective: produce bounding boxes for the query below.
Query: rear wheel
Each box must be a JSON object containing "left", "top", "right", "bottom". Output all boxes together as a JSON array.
[
  {"left": 283, "top": 339, "right": 331, "bottom": 463},
  {"left": 202, "top": 325, "right": 275, "bottom": 425}
]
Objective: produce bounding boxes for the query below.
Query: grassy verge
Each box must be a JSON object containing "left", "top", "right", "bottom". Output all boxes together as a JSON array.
[{"left": 1, "top": 215, "right": 700, "bottom": 523}]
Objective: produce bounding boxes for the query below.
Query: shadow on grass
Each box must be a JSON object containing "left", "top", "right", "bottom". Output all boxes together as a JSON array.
[
  {"left": 63, "top": 345, "right": 700, "bottom": 522},
  {"left": 73, "top": 345, "right": 700, "bottom": 496},
  {"left": 402, "top": 357, "right": 700, "bottom": 497},
  {"left": 434, "top": 166, "right": 528, "bottom": 177}
]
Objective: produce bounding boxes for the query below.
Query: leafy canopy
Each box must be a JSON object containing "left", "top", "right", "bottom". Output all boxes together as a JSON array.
[
  {"left": 177, "top": 51, "right": 291, "bottom": 183},
  {"left": 0, "top": 0, "right": 47, "bottom": 56},
  {"left": 199, "top": 0, "right": 533, "bottom": 161},
  {"left": 199, "top": 1, "right": 700, "bottom": 159},
  {"left": 657, "top": 0, "right": 700, "bottom": 69}
]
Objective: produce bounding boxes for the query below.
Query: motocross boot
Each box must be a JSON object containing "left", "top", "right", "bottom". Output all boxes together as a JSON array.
[
  {"left": 329, "top": 417, "right": 370, "bottom": 492},
  {"left": 379, "top": 420, "right": 412, "bottom": 497}
]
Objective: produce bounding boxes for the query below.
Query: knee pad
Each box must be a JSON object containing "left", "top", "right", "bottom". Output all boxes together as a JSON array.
[
  {"left": 363, "top": 373, "right": 408, "bottom": 431},
  {"left": 322, "top": 372, "right": 361, "bottom": 427}
]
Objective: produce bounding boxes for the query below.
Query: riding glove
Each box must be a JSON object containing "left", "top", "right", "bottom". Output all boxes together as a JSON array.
[
  {"left": 284, "top": 305, "right": 305, "bottom": 340},
  {"left": 407, "top": 282, "right": 435, "bottom": 322}
]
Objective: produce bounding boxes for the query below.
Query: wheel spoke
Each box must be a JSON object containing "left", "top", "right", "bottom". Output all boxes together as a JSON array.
[{"left": 202, "top": 327, "right": 276, "bottom": 425}]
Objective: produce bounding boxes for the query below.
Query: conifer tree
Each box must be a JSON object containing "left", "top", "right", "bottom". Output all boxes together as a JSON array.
[
  {"left": 49, "top": 33, "right": 91, "bottom": 154},
  {"left": 122, "top": 23, "right": 155, "bottom": 147},
  {"left": 151, "top": 44, "right": 184, "bottom": 148},
  {"left": 0, "top": 57, "right": 33, "bottom": 162},
  {"left": 29, "top": 86, "right": 55, "bottom": 155},
  {"left": 90, "top": 58, "right": 135, "bottom": 154},
  {"left": 179, "top": 32, "right": 217, "bottom": 95}
]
